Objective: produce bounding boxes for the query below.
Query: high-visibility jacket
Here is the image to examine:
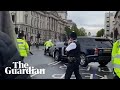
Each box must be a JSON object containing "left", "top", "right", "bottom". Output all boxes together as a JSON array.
[
  {"left": 17, "top": 38, "right": 29, "bottom": 57},
  {"left": 44, "top": 41, "right": 54, "bottom": 48},
  {"left": 112, "top": 40, "right": 120, "bottom": 78}
]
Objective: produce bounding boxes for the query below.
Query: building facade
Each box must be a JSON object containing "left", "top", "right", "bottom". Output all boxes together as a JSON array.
[
  {"left": 104, "top": 11, "right": 116, "bottom": 38},
  {"left": 113, "top": 11, "right": 120, "bottom": 41},
  {"left": 9, "top": 11, "right": 68, "bottom": 44}
]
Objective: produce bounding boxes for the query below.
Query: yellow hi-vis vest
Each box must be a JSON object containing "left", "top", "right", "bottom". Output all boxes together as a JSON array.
[
  {"left": 44, "top": 41, "right": 54, "bottom": 48},
  {"left": 112, "top": 40, "right": 120, "bottom": 78},
  {"left": 17, "top": 39, "right": 29, "bottom": 57}
]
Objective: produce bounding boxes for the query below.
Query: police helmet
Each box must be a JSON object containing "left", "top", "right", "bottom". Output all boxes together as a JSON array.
[{"left": 69, "top": 31, "right": 77, "bottom": 40}]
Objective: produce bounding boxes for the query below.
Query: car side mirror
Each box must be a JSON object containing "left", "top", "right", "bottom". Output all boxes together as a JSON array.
[{"left": 64, "top": 42, "right": 68, "bottom": 46}]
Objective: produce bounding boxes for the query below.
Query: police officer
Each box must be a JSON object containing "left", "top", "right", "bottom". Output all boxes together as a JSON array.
[
  {"left": 44, "top": 39, "right": 54, "bottom": 55},
  {"left": 0, "top": 11, "right": 30, "bottom": 79},
  {"left": 65, "top": 31, "right": 82, "bottom": 79},
  {"left": 17, "top": 33, "right": 29, "bottom": 60},
  {"left": 112, "top": 39, "right": 120, "bottom": 79}
]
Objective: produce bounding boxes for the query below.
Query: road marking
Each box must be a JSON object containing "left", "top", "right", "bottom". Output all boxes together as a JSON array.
[
  {"left": 79, "top": 69, "right": 87, "bottom": 70},
  {"left": 87, "top": 66, "right": 91, "bottom": 71},
  {"left": 82, "top": 73, "right": 91, "bottom": 74},
  {"left": 59, "top": 64, "right": 67, "bottom": 69},
  {"left": 70, "top": 77, "right": 76, "bottom": 79},
  {"left": 48, "top": 61, "right": 59, "bottom": 65},
  {"left": 95, "top": 74, "right": 108, "bottom": 79},
  {"left": 98, "top": 67, "right": 112, "bottom": 72},
  {"left": 52, "top": 73, "right": 65, "bottom": 79},
  {"left": 60, "top": 73, "right": 65, "bottom": 79},
  {"left": 85, "top": 74, "right": 93, "bottom": 79},
  {"left": 31, "top": 74, "right": 38, "bottom": 77},
  {"left": 52, "top": 61, "right": 61, "bottom": 65}
]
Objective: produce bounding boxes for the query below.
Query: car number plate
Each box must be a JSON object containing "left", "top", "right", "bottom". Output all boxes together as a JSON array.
[{"left": 104, "top": 49, "right": 111, "bottom": 53}]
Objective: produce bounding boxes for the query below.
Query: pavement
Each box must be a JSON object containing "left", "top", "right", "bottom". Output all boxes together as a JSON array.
[{"left": 24, "top": 46, "right": 114, "bottom": 79}]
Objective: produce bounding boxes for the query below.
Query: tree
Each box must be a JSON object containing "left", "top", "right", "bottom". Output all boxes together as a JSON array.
[
  {"left": 65, "top": 26, "right": 72, "bottom": 38},
  {"left": 65, "top": 25, "right": 87, "bottom": 37},
  {"left": 79, "top": 27, "right": 87, "bottom": 36},
  {"left": 96, "top": 29, "right": 105, "bottom": 37},
  {"left": 71, "top": 24, "right": 80, "bottom": 36}
]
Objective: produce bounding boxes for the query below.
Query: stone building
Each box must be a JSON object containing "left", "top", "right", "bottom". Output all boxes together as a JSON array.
[{"left": 9, "top": 11, "right": 68, "bottom": 44}]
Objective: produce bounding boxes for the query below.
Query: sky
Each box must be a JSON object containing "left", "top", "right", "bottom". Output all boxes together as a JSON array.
[{"left": 67, "top": 11, "right": 106, "bottom": 36}]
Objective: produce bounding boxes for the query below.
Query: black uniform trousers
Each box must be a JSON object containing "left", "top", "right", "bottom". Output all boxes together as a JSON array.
[{"left": 65, "top": 59, "right": 82, "bottom": 79}]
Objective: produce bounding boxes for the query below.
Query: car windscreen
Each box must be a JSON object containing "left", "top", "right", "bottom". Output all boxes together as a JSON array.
[{"left": 95, "top": 39, "right": 112, "bottom": 48}]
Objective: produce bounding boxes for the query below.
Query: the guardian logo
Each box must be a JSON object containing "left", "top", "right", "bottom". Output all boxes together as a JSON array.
[{"left": 5, "top": 61, "right": 45, "bottom": 75}]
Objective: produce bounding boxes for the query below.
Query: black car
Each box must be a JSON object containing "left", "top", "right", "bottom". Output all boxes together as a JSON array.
[
  {"left": 49, "top": 42, "right": 67, "bottom": 61},
  {"left": 78, "top": 36, "right": 112, "bottom": 67},
  {"left": 49, "top": 37, "right": 112, "bottom": 67}
]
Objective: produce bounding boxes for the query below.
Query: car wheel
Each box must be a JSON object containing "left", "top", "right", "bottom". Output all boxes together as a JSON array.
[
  {"left": 98, "top": 61, "right": 109, "bottom": 67},
  {"left": 54, "top": 51, "right": 61, "bottom": 61},
  {"left": 80, "top": 54, "right": 88, "bottom": 67}
]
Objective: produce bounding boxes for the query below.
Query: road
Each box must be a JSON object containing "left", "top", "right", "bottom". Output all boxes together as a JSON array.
[{"left": 24, "top": 46, "right": 114, "bottom": 79}]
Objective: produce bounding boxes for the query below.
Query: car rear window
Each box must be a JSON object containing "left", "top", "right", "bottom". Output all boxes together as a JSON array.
[
  {"left": 95, "top": 39, "right": 112, "bottom": 48},
  {"left": 77, "top": 38, "right": 95, "bottom": 46},
  {"left": 77, "top": 38, "right": 112, "bottom": 48}
]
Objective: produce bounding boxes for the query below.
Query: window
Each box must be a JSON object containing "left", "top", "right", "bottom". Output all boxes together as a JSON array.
[
  {"left": 31, "top": 17, "right": 33, "bottom": 26},
  {"left": 107, "top": 17, "right": 109, "bottom": 18},
  {"left": 12, "top": 15, "right": 15, "bottom": 23},
  {"left": 107, "top": 21, "right": 109, "bottom": 23},
  {"left": 107, "top": 25, "right": 109, "bottom": 27},
  {"left": 25, "top": 15, "right": 28, "bottom": 24},
  {"left": 34, "top": 18, "right": 36, "bottom": 27},
  {"left": 107, "top": 30, "right": 109, "bottom": 31},
  {"left": 26, "top": 27, "right": 28, "bottom": 32},
  {"left": 37, "top": 17, "right": 39, "bottom": 28}
]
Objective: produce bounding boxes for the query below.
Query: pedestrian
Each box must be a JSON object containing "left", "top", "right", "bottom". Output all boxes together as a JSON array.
[
  {"left": 44, "top": 39, "right": 54, "bottom": 55},
  {"left": 65, "top": 31, "right": 82, "bottom": 79},
  {"left": 112, "top": 39, "right": 120, "bottom": 79},
  {"left": 0, "top": 11, "right": 30, "bottom": 79},
  {"left": 17, "top": 33, "right": 29, "bottom": 60},
  {"left": 27, "top": 40, "right": 33, "bottom": 55}
]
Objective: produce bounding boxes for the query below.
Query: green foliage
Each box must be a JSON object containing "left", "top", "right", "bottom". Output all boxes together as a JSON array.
[
  {"left": 96, "top": 29, "right": 105, "bottom": 37},
  {"left": 65, "top": 25, "right": 87, "bottom": 37}
]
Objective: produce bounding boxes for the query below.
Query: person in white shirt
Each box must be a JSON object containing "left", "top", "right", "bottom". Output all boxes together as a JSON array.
[{"left": 65, "top": 31, "right": 82, "bottom": 79}]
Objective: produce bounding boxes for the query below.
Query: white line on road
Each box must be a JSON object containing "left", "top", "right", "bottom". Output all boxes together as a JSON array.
[
  {"left": 48, "top": 61, "right": 58, "bottom": 65},
  {"left": 52, "top": 74, "right": 65, "bottom": 79},
  {"left": 87, "top": 66, "right": 91, "bottom": 71},
  {"left": 60, "top": 73, "right": 65, "bottom": 79},
  {"left": 82, "top": 73, "right": 91, "bottom": 74},
  {"left": 59, "top": 64, "right": 67, "bottom": 69},
  {"left": 84, "top": 74, "right": 94, "bottom": 79},
  {"left": 30, "top": 74, "right": 38, "bottom": 77},
  {"left": 95, "top": 74, "right": 108, "bottom": 79},
  {"left": 98, "top": 68, "right": 101, "bottom": 72},
  {"left": 98, "top": 67, "right": 112, "bottom": 72},
  {"left": 52, "top": 61, "right": 61, "bottom": 65}
]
